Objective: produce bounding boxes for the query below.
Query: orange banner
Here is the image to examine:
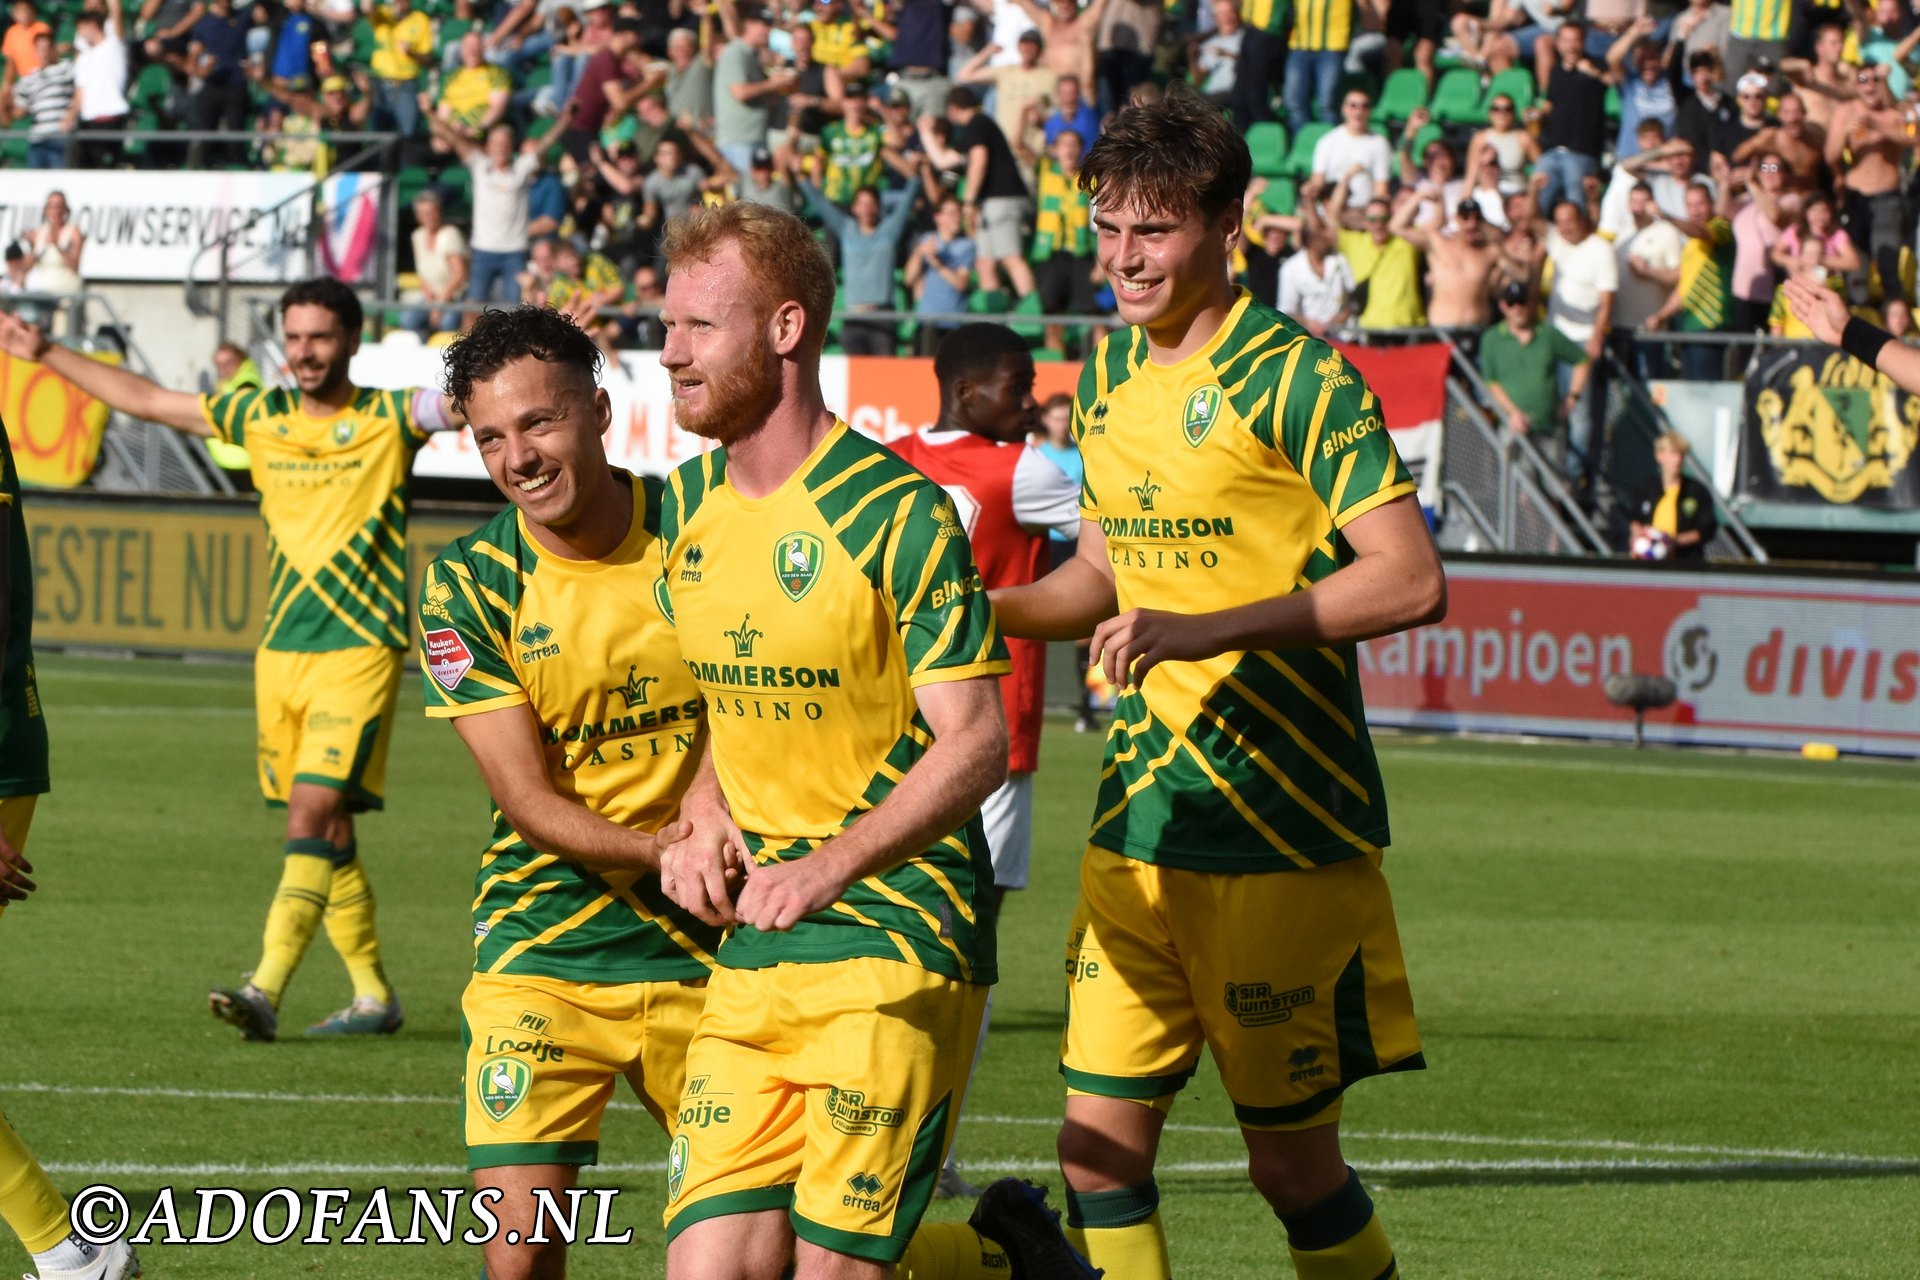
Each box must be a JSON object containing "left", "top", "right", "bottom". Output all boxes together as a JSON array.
[
  {"left": 841, "top": 355, "right": 1081, "bottom": 442},
  {"left": 1, "top": 349, "right": 117, "bottom": 488}
]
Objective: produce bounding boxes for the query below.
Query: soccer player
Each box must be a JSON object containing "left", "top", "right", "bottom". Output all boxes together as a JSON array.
[
  {"left": 0, "top": 421, "right": 139, "bottom": 1280},
  {"left": 0, "top": 280, "right": 465, "bottom": 1041},
  {"left": 420, "top": 306, "right": 724, "bottom": 1279},
  {"left": 990, "top": 90, "right": 1448, "bottom": 1280},
  {"left": 889, "top": 324, "right": 1080, "bottom": 1197},
  {"left": 651, "top": 202, "right": 1089, "bottom": 1280}
]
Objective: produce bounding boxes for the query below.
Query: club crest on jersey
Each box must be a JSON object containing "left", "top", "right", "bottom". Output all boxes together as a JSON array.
[
  {"left": 608, "top": 664, "right": 659, "bottom": 709},
  {"left": 1182, "top": 384, "right": 1223, "bottom": 447},
  {"left": 654, "top": 576, "right": 675, "bottom": 623},
  {"left": 477, "top": 1055, "right": 530, "bottom": 1122},
  {"left": 333, "top": 421, "right": 356, "bottom": 446},
  {"left": 775, "top": 532, "right": 824, "bottom": 601},
  {"left": 666, "top": 1134, "right": 690, "bottom": 1202},
  {"left": 424, "top": 628, "right": 475, "bottom": 690}
]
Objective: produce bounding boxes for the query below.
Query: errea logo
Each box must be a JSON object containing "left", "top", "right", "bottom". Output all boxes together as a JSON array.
[{"left": 1317, "top": 352, "right": 1355, "bottom": 394}]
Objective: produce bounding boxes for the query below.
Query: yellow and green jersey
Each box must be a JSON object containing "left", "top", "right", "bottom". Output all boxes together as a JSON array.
[
  {"left": 1288, "top": 0, "right": 1350, "bottom": 51},
  {"left": 1031, "top": 158, "right": 1092, "bottom": 260},
  {"left": 1074, "top": 290, "right": 1413, "bottom": 873},
  {"left": 821, "top": 120, "right": 886, "bottom": 207},
  {"left": 441, "top": 63, "right": 511, "bottom": 128},
  {"left": 660, "top": 423, "right": 1008, "bottom": 984},
  {"left": 1676, "top": 217, "right": 1735, "bottom": 334},
  {"left": 0, "top": 428, "right": 46, "bottom": 798},
  {"left": 1730, "top": 0, "right": 1791, "bottom": 41},
  {"left": 419, "top": 473, "right": 723, "bottom": 984},
  {"left": 1242, "top": 0, "right": 1293, "bottom": 36},
  {"left": 200, "top": 384, "right": 428, "bottom": 653}
]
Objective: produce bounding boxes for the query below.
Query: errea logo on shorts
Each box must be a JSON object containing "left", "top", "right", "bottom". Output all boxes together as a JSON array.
[
  {"left": 1223, "top": 982, "right": 1315, "bottom": 1027},
  {"left": 823, "top": 1087, "right": 905, "bottom": 1136}
]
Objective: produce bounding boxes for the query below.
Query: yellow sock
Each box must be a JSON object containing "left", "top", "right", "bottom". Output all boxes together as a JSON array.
[
  {"left": 1281, "top": 1169, "right": 1398, "bottom": 1280},
  {"left": 1066, "top": 1182, "right": 1171, "bottom": 1280},
  {"left": 894, "top": 1221, "right": 1011, "bottom": 1278},
  {"left": 0, "top": 1108, "right": 71, "bottom": 1254},
  {"left": 250, "top": 840, "right": 335, "bottom": 1005},
  {"left": 321, "top": 848, "right": 391, "bottom": 1003}
]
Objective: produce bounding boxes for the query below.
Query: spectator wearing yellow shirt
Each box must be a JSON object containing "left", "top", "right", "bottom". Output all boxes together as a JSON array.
[
  {"left": 808, "top": 0, "right": 876, "bottom": 79},
  {"left": 365, "top": 0, "right": 433, "bottom": 137},
  {"left": 1029, "top": 129, "right": 1098, "bottom": 354},
  {"left": 1328, "top": 172, "right": 1427, "bottom": 331},
  {"left": 427, "top": 29, "right": 511, "bottom": 149}
]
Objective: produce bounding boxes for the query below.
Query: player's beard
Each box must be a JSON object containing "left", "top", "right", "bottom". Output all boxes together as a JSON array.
[{"left": 674, "top": 337, "right": 781, "bottom": 444}]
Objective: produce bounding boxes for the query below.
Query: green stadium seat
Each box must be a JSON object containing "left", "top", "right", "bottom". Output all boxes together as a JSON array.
[
  {"left": 131, "top": 62, "right": 172, "bottom": 111},
  {"left": 1278, "top": 122, "right": 1331, "bottom": 179},
  {"left": 1260, "top": 176, "right": 1297, "bottom": 216},
  {"left": 1375, "top": 67, "right": 1429, "bottom": 125},
  {"left": 1009, "top": 289, "right": 1045, "bottom": 343},
  {"left": 1245, "top": 121, "right": 1288, "bottom": 178},
  {"left": 396, "top": 165, "right": 434, "bottom": 206},
  {"left": 1604, "top": 83, "right": 1621, "bottom": 123},
  {"left": 1483, "top": 67, "right": 1536, "bottom": 113},
  {"left": 1430, "top": 67, "right": 1487, "bottom": 126}
]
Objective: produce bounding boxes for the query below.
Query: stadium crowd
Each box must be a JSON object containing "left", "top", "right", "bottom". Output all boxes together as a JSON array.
[{"left": 10, "top": 0, "right": 1920, "bottom": 380}]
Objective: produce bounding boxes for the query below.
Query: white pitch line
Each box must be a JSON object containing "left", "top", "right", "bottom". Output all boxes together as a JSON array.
[
  {"left": 42, "top": 1157, "right": 1920, "bottom": 1179},
  {"left": 7, "top": 1083, "right": 1912, "bottom": 1167},
  {"left": 1376, "top": 747, "right": 1918, "bottom": 790},
  {"left": 53, "top": 706, "right": 252, "bottom": 717},
  {"left": 39, "top": 669, "right": 249, "bottom": 688}
]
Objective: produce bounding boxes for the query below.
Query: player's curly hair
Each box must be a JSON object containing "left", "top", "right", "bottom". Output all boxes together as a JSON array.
[
  {"left": 441, "top": 306, "right": 603, "bottom": 415},
  {"left": 1079, "top": 84, "right": 1250, "bottom": 223},
  {"left": 660, "top": 202, "right": 836, "bottom": 356}
]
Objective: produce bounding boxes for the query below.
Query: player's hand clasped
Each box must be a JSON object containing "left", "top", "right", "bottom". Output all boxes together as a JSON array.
[
  {"left": 658, "top": 811, "right": 748, "bottom": 928},
  {"left": 1092, "top": 607, "right": 1221, "bottom": 689}
]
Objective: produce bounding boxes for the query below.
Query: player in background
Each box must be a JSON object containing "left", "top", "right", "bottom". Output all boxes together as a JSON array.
[
  {"left": 888, "top": 323, "right": 1080, "bottom": 1199},
  {"left": 0, "top": 280, "right": 466, "bottom": 1041},
  {"left": 0, "top": 422, "right": 140, "bottom": 1280},
  {"left": 420, "top": 306, "right": 724, "bottom": 1279},
  {"left": 650, "top": 202, "right": 1094, "bottom": 1280},
  {"left": 991, "top": 90, "right": 1447, "bottom": 1280}
]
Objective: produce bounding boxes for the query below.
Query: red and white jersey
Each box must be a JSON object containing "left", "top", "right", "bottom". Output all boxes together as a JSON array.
[{"left": 890, "top": 426, "right": 1080, "bottom": 774}]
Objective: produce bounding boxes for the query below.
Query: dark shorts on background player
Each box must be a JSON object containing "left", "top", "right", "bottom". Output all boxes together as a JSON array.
[
  {"left": 1060, "top": 845, "right": 1423, "bottom": 1130},
  {"left": 461, "top": 970, "right": 708, "bottom": 1169}
]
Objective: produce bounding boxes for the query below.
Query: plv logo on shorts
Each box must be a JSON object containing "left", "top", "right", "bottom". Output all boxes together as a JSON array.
[
  {"left": 425, "top": 628, "right": 475, "bottom": 690},
  {"left": 477, "top": 1054, "right": 530, "bottom": 1122}
]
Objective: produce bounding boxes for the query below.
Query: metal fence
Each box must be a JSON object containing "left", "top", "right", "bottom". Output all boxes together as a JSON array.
[{"left": 1, "top": 290, "right": 233, "bottom": 495}]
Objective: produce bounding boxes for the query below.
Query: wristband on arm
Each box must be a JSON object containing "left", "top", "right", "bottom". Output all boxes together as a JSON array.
[{"left": 1841, "top": 316, "right": 1893, "bottom": 371}]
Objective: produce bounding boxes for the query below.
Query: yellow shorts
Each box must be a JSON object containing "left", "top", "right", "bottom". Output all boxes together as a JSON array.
[
  {"left": 0, "top": 794, "right": 35, "bottom": 926},
  {"left": 663, "top": 959, "right": 987, "bottom": 1265},
  {"left": 1062, "top": 845, "right": 1423, "bottom": 1130},
  {"left": 460, "top": 969, "right": 709, "bottom": 1171},
  {"left": 254, "top": 646, "right": 402, "bottom": 810}
]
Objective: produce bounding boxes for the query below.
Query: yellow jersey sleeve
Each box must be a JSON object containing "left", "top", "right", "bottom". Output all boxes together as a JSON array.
[
  {"left": 1264, "top": 343, "right": 1415, "bottom": 529},
  {"left": 883, "top": 482, "right": 1009, "bottom": 687},
  {"left": 199, "top": 386, "right": 269, "bottom": 447},
  {"left": 419, "top": 551, "right": 529, "bottom": 718}
]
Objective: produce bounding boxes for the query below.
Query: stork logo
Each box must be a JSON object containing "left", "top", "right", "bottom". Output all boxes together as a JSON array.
[
  {"left": 424, "top": 628, "right": 475, "bottom": 691},
  {"left": 476, "top": 1055, "right": 529, "bottom": 1122},
  {"left": 775, "top": 532, "right": 825, "bottom": 601},
  {"left": 1667, "top": 624, "right": 1718, "bottom": 693}
]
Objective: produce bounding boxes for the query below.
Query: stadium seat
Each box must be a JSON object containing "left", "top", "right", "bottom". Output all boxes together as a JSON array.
[
  {"left": 396, "top": 165, "right": 434, "bottom": 206},
  {"left": 1375, "top": 67, "right": 1430, "bottom": 126},
  {"left": 1278, "top": 122, "right": 1331, "bottom": 179},
  {"left": 427, "top": 330, "right": 459, "bottom": 347},
  {"left": 1245, "top": 121, "right": 1288, "bottom": 177},
  {"left": 1483, "top": 67, "right": 1536, "bottom": 112},
  {"left": 1009, "top": 290, "right": 1045, "bottom": 343},
  {"left": 1430, "top": 68, "right": 1488, "bottom": 126},
  {"left": 131, "top": 62, "right": 171, "bottom": 111},
  {"left": 1261, "top": 176, "right": 1298, "bottom": 216},
  {"left": 1605, "top": 83, "right": 1622, "bottom": 124}
]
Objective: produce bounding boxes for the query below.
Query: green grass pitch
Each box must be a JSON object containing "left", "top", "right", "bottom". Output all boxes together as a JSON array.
[{"left": 2, "top": 653, "right": 1917, "bottom": 1277}]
